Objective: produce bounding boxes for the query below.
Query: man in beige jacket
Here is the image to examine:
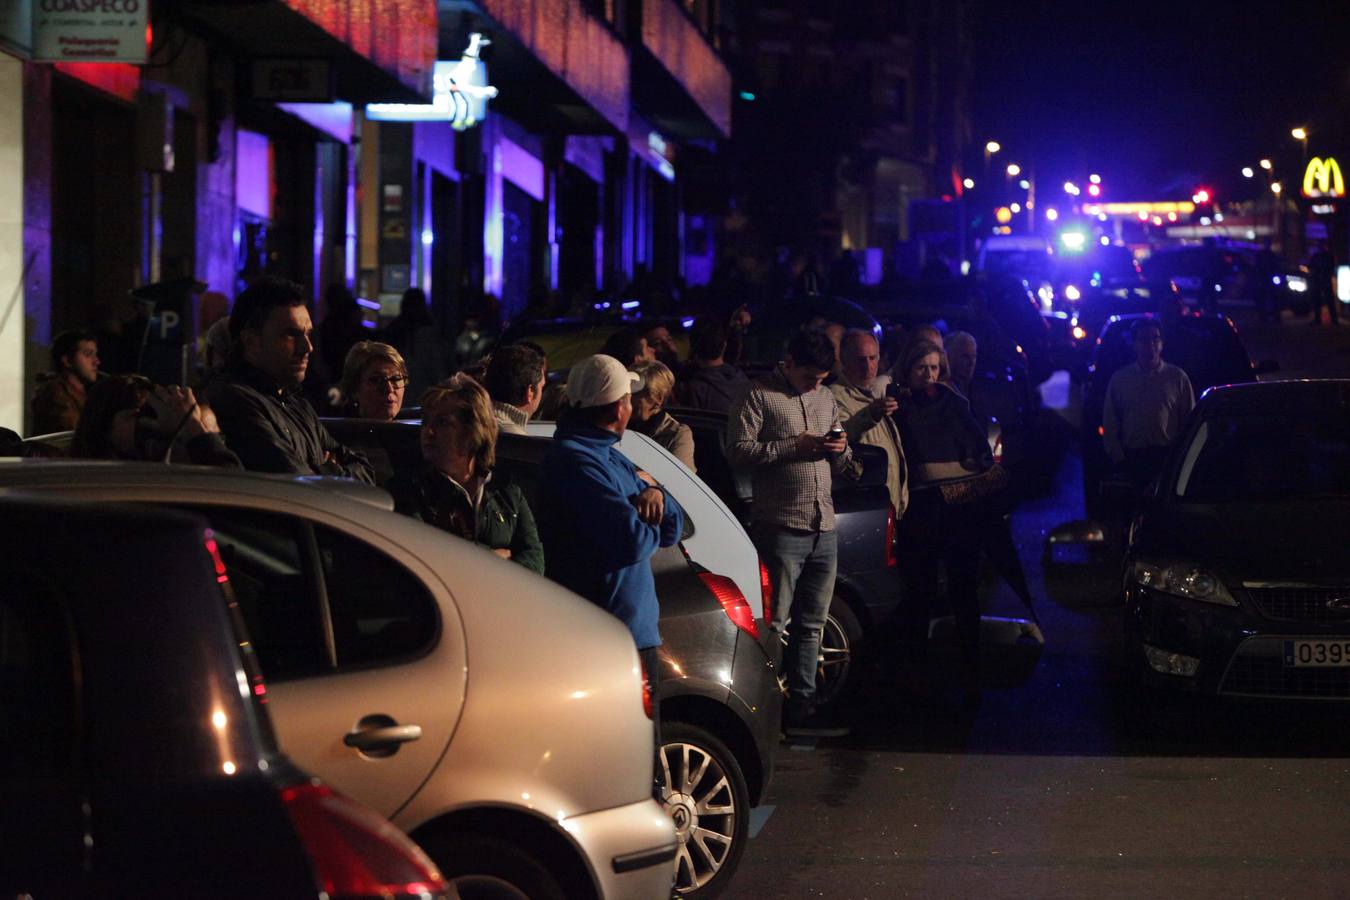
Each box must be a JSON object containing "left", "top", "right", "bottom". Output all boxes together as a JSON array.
[{"left": 830, "top": 329, "right": 908, "bottom": 519}]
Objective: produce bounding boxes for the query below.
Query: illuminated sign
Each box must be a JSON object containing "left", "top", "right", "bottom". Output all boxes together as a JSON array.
[
  {"left": 1302, "top": 157, "right": 1345, "bottom": 199},
  {"left": 366, "top": 33, "right": 497, "bottom": 129},
  {"left": 33, "top": 0, "right": 148, "bottom": 63},
  {"left": 1084, "top": 201, "right": 1196, "bottom": 217}
]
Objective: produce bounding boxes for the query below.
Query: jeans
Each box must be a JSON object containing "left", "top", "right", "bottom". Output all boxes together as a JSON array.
[
  {"left": 898, "top": 489, "right": 984, "bottom": 678},
  {"left": 751, "top": 523, "right": 838, "bottom": 709}
]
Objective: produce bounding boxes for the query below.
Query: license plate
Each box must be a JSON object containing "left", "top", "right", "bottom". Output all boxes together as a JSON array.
[{"left": 1284, "top": 640, "right": 1350, "bottom": 667}]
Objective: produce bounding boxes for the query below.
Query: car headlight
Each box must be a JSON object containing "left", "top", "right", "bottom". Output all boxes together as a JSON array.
[{"left": 1132, "top": 560, "right": 1238, "bottom": 606}]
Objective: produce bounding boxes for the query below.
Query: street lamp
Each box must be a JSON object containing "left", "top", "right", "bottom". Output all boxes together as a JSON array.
[
  {"left": 1271, "top": 181, "right": 1283, "bottom": 195},
  {"left": 986, "top": 141, "right": 1001, "bottom": 155},
  {"left": 1006, "top": 163, "right": 1021, "bottom": 177},
  {"left": 1241, "top": 167, "right": 1254, "bottom": 178},
  {"left": 962, "top": 177, "right": 975, "bottom": 190},
  {"left": 1291, "top": 127, "right": 1309, "bottom": 166},
  {"left": 1259, "top": 158, "right": 1273, "bottom": 171}
]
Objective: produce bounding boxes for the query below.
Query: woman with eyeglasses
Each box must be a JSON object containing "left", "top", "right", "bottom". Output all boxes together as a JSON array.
[
  {"left": 70, "top": 374, "right": 240, "bottom": 467},
  {"left": 340, "top": 341, "right": 410, "bottom": 421},
  {"left": 388, "top": 374, "right": 544, "bottom": 573}
]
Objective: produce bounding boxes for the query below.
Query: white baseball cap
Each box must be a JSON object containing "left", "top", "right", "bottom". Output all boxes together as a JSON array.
[{"left": 566, "top": 354, "right": 644, "bottom": 408}]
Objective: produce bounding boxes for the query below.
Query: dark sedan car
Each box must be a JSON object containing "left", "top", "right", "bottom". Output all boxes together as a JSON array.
[
  {"left": 1123, "top": 380, "right": 1350, "bottom": 703},
  {"left": 1081, "top": 311, "right": 1278, "bottom": 519},
  {"left": 0, "top": 497, "right": 448, "bottom": 899}
]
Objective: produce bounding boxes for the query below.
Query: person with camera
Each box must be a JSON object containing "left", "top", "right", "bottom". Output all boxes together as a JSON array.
[
  {"left": 70, "top": 375, "right": 240, "bottom": 468},
  {"left": 831, "top": 329, "right": 908, "bottom": 521},
  {"left": 727, "top": 329, "right": 859, "bottom": 736}
]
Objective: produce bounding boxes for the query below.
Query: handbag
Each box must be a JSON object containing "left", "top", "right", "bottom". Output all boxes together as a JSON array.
[{"left": 937, "top": 462, "right": 1008, "bottom": 505}]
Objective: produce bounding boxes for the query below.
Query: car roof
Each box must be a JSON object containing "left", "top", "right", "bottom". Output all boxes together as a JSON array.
[
  {"left": 1196, "top": 379, "right": 1350, "bottom": 415},
  {"left": 0, "top": 459, "right": 396, "bottom": 512}
]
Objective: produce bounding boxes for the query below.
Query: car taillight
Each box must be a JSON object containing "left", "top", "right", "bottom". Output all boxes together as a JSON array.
[
  {"left": 639, "top": 658, "right": 654, "bottom": 720},
  {"left": 885, "top": 503, "right": 897, "bottom": 568},
  {"left": 758, "top": 558, "right": 774, "bottom": 626},
  {"left": 697, "top": 571, "right": 760, "bottom": 640},
  {"left": 281, "top": 781, "right": 448, "bottom": 900}
]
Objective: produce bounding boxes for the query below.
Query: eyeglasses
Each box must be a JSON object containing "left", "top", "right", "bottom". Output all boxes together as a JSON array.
[{"left": 365, "top": 374, "right": 409, "bottom": 390}]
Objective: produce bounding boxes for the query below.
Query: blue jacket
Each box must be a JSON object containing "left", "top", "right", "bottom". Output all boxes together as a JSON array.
[{"left": 537, "top": 421, "right": 684, "bottom": 649}]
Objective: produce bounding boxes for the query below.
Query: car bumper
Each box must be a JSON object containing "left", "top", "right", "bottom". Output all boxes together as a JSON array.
[
  {"left": 565, "top": 798, "right": 677, "bottom": 899},
  {"left": 732, "top": 630, "right": 781, "bottom": 801},
  {"left": 1126, "top": 586, "right": 1350, "bottom": 700}
]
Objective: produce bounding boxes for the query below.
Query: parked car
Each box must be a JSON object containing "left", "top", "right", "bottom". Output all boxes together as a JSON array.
[
  {"left": 326, "top": 418, "right": 782, "bottom": 898},
  {"left": 0, "top": 495, "right": 449, "bottom": 900},
  {"left": 0, "top": 461, "right": 678, "bottom": 900},
  {"left": 1080, "top": 312, "right": 1279, "bottom": 520},
  {"left": 665, "top": 405, "right": 901, "bottom": 710},
  {"left": 1122, "top": 380, "right": 1350, "bottom": 704}
]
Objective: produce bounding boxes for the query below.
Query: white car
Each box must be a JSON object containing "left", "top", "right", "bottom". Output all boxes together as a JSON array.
[{"left": 0, "top": 460, "right": 677, "bottom": 899}]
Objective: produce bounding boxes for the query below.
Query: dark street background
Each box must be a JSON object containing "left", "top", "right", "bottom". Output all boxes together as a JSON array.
[{"left": 726, "top": 308, "right": 1350, "bottom": 898}]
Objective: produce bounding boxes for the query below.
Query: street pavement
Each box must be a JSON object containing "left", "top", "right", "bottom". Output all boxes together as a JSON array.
[{"left": 724, "top": 306, "right": 1350, "bottom": 899}]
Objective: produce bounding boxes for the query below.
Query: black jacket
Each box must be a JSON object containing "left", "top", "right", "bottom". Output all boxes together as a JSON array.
[
  {"left": 207, "top": 361, "right": 374, "bottom": 483},
  {"left": 677, "top": 362, "right": 749, "bottom": 414}
]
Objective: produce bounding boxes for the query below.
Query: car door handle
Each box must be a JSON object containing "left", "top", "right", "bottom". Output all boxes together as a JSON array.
[{"left": 343, "top": 724, "right": 423, "bottom": 751}]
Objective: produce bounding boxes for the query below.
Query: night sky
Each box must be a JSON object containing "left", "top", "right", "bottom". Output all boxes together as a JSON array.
[{"left": 972, "top": 0, "right": 1350, "bottom": 202}]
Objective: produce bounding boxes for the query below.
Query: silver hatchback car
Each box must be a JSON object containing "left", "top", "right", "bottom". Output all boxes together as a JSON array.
[{"left": 0, "top": 460, "right": 677, "bottom": 899}]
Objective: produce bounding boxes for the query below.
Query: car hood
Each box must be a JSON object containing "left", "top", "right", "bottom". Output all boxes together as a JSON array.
[{"left": 1145, "top": 500, "right": 1350, "bottom": 581}]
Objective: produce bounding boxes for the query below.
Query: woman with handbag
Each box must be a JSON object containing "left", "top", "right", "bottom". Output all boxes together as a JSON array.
[{"left": 893, "top": 339, "right": 1000, "bottom": 705}]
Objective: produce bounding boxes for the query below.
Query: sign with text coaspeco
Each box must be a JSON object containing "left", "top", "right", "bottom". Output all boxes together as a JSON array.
[{"left": 32, "top": 0, "right": 147, "bottom": 65}]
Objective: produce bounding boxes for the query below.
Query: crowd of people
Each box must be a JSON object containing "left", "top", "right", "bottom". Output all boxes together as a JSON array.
[{"left": 10, "top": 271, "right": 1064, "bottom": 745}]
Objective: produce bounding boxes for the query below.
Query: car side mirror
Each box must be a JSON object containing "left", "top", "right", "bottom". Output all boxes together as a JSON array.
[{"left": 1253, "top": 359, "right": 1280, "bottom": 376}]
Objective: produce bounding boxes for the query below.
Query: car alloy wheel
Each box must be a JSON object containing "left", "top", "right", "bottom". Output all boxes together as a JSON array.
[
  {"left": 661, "top": 722, "right": 749, "bottom": 896},
  {"left": 776, "top": 597, "right": 860, "bottom": 709}
]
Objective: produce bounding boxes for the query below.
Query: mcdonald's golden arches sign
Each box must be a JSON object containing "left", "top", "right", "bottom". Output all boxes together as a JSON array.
[{"left": 1302, "top": 157, "right": 1345, "bottom": 199}]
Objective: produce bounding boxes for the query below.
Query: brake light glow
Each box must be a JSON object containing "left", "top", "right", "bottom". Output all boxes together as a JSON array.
[
  {"left": 281, "top": 781, "right": 447, "bottom": 899},
  {"left": 204, "top": 529, "right": 229, "bottom": 584},
  {"left": 639, "top": 658, "right": 654, "bottom": 719},
  {"left": 758, "top": 559, "right": 774, "bottom": 626},
  {"left": 885, "top": 504, "right": 897, "bottom": 568},
  {"left": 697, "top": 572, "right": 759, "bottom": 640}
]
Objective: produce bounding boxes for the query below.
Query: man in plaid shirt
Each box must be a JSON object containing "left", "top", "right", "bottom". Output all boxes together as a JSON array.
[{"left": 728, "top": 329, "right": 859, "bottom": 735}]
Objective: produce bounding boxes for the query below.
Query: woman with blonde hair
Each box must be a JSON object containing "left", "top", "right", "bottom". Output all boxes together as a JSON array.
[
  {"left": 387, "top": 373, "right": 543, "bottom": 573},
  {"left": 340, "top": 340, "right": 409, "bottom": 421},
  {"left": 629, "top": 359, "right": 696, "bottom": 472}
]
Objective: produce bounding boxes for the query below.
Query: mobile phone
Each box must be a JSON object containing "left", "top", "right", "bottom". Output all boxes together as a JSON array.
[
  {"left": 884, "top": 383, "right": 901, "bottom": 401},
  {"left": 827, "top": 425, "right": 845, "bottom": 441}
]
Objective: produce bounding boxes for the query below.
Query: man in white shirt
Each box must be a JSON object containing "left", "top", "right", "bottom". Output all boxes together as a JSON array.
[{"left": 1103, "top": 318, "right": 1195, "bottom": 488}]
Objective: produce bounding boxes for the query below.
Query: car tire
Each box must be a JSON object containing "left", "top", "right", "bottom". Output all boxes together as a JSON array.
[
  {"left": 421, "top": 833, "right": 568, "bottom": 900},
  {"left": 661, "top": 721, "right": 750, "bottom": 898},
  {"left": 775, "top": 595, "right": 865, "bottom": 711}
]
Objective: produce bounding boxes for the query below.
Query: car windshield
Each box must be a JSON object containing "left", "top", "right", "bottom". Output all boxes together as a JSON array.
[{"left": 1174, "top": 411, "right": 1350, "bottom": 502}]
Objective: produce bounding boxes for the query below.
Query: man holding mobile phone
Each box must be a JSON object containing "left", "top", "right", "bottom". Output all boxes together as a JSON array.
[
  {"left": 831, "top": 329, "right": 909, "bottom": 521},
  {"left": 728, "top": 329, "right": 860, "bottom": 736}
]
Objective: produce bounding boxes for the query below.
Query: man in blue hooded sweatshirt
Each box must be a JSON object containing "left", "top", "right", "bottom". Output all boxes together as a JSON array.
[{"left": 537, "top": 354, "right": 684, "bottom": 754}]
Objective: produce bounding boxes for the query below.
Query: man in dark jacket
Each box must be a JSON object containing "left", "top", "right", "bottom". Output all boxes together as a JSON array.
[
  {"left": 207, "top": 277, "right": 374, "bottom": 483},
  {"left": 536, "top": 354, "right": 684, "bottom": 776},
  {"left": 30, "top": 330, "right": 99, "bottom": 435},
  {"left": 677, "top": 316, "right": 748, "bottom": 414}
]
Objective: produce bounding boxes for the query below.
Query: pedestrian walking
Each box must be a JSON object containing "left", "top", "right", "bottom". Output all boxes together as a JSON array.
[
  {"left": 727, "top": 329, "right": 859, "bottom": 735},
  {"left": 1102, "top": 318, "right": 1194, "bottom": 493},
  {"left": 389, "top": 374, "right": 544, "bottom": 574}
]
